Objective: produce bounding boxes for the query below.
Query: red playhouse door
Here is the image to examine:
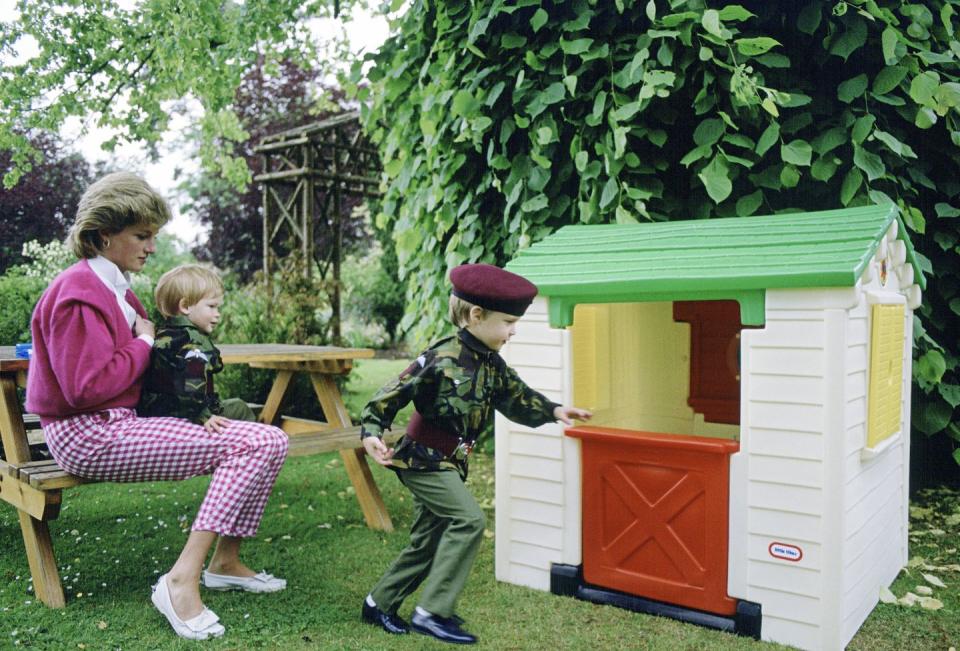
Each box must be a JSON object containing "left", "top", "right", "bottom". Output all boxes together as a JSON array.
[{"left": 566, "top": 426, "right": 739, "bottom": 615}]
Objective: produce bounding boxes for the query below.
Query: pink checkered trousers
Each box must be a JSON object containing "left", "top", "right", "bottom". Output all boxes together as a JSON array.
[{"left": 43, "top": 408, "right": 289, "bottom": 538}]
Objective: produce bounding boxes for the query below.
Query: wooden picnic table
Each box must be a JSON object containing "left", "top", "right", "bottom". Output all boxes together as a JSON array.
[{"left": 0, "top": 343, "right": 392, "bottom": 608}]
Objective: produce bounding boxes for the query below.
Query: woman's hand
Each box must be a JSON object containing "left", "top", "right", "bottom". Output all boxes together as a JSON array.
[
  {"left": 204, "top": 414, "right": 232, "bottom": 434},
  {"left": 134, "top": 315, "right": 155, "bottom": 339},
  {"left": 362, "top": 436, "right": 395, "bottom": 466},
  {"left": 553, "top": 406, "right": 593, "bottom": 426}
]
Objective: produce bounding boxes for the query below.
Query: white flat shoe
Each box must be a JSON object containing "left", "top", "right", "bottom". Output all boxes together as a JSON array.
[
  {"left": 151, "top": 573, "right": 225, "bottom": 640},
  {"left": 202, "top": 570, "right": 287, "bottom": 593}
]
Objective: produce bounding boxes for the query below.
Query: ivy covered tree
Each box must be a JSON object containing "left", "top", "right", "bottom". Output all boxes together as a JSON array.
[
  {"left": 180, "top": 59, "right": 367, "bottom": 280},
  {"left": 0, "top": 0, "right": 366, "bottom": 189},
  {"left": 356, "top": 1, "right": 960, "bottom": 461},
  {"left": 0, "top": 131, "right": 92, "bottom": 273}
]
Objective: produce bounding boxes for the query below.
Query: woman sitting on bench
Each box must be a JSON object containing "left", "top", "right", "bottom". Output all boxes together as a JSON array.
[{"left": 25, "top": 172, "right": 289, "bottom": 641}]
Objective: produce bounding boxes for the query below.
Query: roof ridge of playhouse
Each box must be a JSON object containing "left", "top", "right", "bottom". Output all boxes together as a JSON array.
[{"left": 505, "top": 204, "right": 924, "bottom": 328}]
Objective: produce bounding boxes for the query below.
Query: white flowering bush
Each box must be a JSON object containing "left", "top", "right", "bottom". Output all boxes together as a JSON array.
[{"left": 20, "top": 239, "right": 73, "bottom": 283}]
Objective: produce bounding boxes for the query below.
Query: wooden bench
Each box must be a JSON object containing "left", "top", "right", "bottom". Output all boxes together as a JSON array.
[{"left": 0, "top": 343, "right": 401, "bottom": 608}]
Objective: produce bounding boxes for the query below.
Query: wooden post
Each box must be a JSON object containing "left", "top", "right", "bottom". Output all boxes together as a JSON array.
[{"left": 309, "top": 373, "right": 393, "bottom": 531}]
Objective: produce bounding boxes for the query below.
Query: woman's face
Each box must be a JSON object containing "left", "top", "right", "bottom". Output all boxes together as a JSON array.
[{"left": 99, "top": 224, "right": 159, "bottom": 273}]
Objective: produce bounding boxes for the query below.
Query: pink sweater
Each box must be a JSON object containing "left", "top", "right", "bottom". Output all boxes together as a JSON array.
[{"left": 26, "top": 260, "right": 152, "bottom": 425}]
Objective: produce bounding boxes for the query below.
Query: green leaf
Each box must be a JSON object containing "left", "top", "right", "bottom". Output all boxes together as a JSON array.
[
  {"left": 521, "top": 194, "right": 549, "bottom": 212},
  {"left": 881, "top": 26, "right": 900, "bottom": 64},
  {"left": 915, "top": 107, "right": 937, "bottom": 129},
  {"left": 735, "top": 190, "right": 764, "bottom": 215},
  {"left": 698, "top": 155, "right": 732, "bottom": 203},
  {"left": 755, "top": 123, "right": 780, "bottom": 156},
  {"left": 600, "top": 177, "right": 619, "bottom": 209},
  {"left": 718, "top": 5, "right": 755, "bottom": 22},
  {"left": 693, "top": 118, "right": 725, "bottom": 146},
  {"left": 612, "top": 101, "right": 642, "bottom": 122},
  {"left": 811, "top": 156, "right": 839, "bottom": 181},
  {"left": 873, "top": 66, "right": 908, "bottom": 95},
  {"left": 560, "top": 38, "right": 594, "bottom": 55},
  {"left": 853, "top": 145, "right": 885, "bottom": 181},
  {"left": 531, "top": 8, "right": 549, "bottom": 32},
  {"left": 910, "top": 71, "right": 940, "bottom": 107},
  {"left": 575, "top": 151, "right": 589, "bottom": 172},
  {"left": 851, "top": 115, "right": 875, "bottom": 144},
  {"left": 915, "top": 395, "right": 952, "bottom": 435},
  {"left": 541, "top": 82, "right": 567, "bottom": 105},
  {"left": 942, "top": 383, "right": 960, "bottom": 409},
  {"left": 918, "top": 350, "right": 947, "bottom": 386},
  {"left": 501, "top": 33, "right": 528, "bottom": 49},
  {"left": 780, "top": 164, "right": 800, "bottom": 188},
  {"left": 761, "top": 97, "right": 779, "bottom": 117},
  {"left": 452, "top": 90, "right": 481, "bottom": 116},
  {"left": 841, "top": 167, "right": 864, "bottom": 205},
  {"left": 838, "top": 74, "right": 869, "bottom": 103},
  {"left": 812, "top": 127, "right": 847, "bottom": 155},
  {"left": 645, "top": 0, "right": 656, "bottom": 22},
  {"left": 736, "top": 37, "right": 780, "bottom": 56},
  {"left": 935, "top": 202, "right": 960, "bottom": 217},
  {"left": 780, "top": 139, "right": 812, "bottom": 166},
  {"left": 830, "top": 19, "right": 867, "bottom": 60},
  {"left": 797, "top": 3, "right": 822, "bottom": 34},
  {"left": 679, "top": 144, "right": 711, "bottom": 167},
  {"left": 873, "top": 129, "right": 917, "bottom": 158},
  {"left": 701, "top": 9, "right": 724, "bottom": 39}
]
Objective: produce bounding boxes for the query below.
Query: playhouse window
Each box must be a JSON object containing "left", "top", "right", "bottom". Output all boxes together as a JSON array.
[{"left": 866, "top": 303, "right": 905, "bottom": 449}]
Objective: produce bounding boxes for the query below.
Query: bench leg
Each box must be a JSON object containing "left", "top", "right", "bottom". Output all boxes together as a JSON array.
[
  {"left": 310, "top": 374, "right": 394, "bottom": 532},
  {"left": 18, "top": 510, "right": 65, "bottom": 607}
]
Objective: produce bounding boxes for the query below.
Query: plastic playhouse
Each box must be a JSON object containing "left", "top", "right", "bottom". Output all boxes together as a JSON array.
[{"left": 493, "top": 205, "right": 924, "bottom": 650}]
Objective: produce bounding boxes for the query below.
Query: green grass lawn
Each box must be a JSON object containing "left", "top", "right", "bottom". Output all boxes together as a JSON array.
[{"left": 0, "top": 359, "right": 956, "bottom": 650}]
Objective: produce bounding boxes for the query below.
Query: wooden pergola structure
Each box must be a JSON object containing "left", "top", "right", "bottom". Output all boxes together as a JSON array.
[{"left": 254, "top": 110, "right": 381, "bottom": 342}]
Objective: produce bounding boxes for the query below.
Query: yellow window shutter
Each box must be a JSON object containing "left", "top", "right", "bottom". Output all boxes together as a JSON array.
[
  {"left": 867, "top": 303, "right": 905, "bottom": 448},
  {"left": 572, "top": 305, "right": 611, "bottom": 411}
]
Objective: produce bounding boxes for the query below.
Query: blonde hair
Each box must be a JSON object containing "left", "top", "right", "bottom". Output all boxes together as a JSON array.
[
  {"left": 66, "top": 172, "right": 171, "bottom": 259},
  {"left": 154, "top": 264, "right": 224, "bottom": 318},
  {"left": 448, "top": 294, "right": 488, "bottom": 328}
]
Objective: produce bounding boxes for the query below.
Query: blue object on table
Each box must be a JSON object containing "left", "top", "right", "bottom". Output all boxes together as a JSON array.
[{"left": 15, "top": 343, "right": 32, "bottom": 359}]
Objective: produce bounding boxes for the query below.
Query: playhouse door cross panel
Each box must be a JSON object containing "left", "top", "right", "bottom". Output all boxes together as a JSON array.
[{"left": 600, "top": 465, "right": 706, "bottom": 587}]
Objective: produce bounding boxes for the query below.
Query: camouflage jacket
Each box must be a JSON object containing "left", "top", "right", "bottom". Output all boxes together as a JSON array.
[
  {"left": 137, "top": 316, "right": 224, "bottom": 424},
  {"left": 360, "top": 328, "right": 560, "bottom": 476}
]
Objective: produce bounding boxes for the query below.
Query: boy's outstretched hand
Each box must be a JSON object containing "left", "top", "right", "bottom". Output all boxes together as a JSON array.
[
  {"left": 553, "top": 406, "right": 593, "bottom": 426},
  {"left": 363, "top": 436, "right": 396, "bottom": 466}
]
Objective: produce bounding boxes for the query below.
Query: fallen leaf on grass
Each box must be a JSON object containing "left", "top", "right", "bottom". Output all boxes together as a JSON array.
[
  {"left": 919, "top": 597, "right": 944, "bottom": 610},
  {"left": 879, "top": 586, "right": 898, "bottom": 604},
  {"left": 915, "top": 585, "right": 934, "bottom": 596},
  {"left": 96, "top": 621, "right": 107, "bottom": 630},
  {"left": 898, "top": 592, "right": 920, "bottom": 606},
  {"left": 923, "top": 573, "right": 947, "bottom": 588}
]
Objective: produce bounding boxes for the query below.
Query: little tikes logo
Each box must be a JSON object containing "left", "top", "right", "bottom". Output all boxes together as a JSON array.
[{"left": 768, "top": 542, "right": 803, "bottom": 562}]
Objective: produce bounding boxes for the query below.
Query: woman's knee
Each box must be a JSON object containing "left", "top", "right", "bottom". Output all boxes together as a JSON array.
[
  {"left": 453, "top": 507, "right": 486, "bottom": 537},
  {"left": 244, "top": 424, "right": 289, "bottom": 460}
]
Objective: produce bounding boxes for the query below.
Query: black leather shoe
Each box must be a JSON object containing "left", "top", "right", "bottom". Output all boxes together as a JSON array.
[
  {"left": 411, "top": 610, "right": 477, "bottom": 645},
  {"left": 362, "top": 601, "right": 409, "bottom": 635}
]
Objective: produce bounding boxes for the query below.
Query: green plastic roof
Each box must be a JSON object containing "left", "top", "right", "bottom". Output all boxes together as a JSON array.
[{"left": 505, "top": 204, "right": 925, "bottom": 327}]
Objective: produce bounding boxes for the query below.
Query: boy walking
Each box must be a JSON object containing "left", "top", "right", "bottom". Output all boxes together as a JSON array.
[
  {"left": 138, "top": 264, "right": 256, "bottom": 431},
  {"left": 360, "top": 263, "right": 591, "bottom": 644}
]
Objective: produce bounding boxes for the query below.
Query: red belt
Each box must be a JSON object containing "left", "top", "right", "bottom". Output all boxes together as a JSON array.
[{"left": 405, "top": 411, "right": 460, "bottom": 457}]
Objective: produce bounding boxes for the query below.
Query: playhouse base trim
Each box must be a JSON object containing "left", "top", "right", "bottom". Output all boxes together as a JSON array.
[{"left": 549, "top": 564, "right": 761, "bottom": 640}]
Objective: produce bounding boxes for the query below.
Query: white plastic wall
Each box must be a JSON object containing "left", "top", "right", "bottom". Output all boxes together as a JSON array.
[{"left": 494, "top": 297, "right": 574, "bottom": 590}]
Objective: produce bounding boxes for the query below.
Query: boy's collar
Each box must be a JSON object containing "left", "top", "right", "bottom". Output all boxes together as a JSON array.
[
  {"left": 458, "top": 328, "right": 495, "bottom": 356},
  {"left": 165, "top": 315, "right": 199, "bottom": 329}
]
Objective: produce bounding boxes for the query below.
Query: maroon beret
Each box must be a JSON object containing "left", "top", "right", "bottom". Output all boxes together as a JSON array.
[{"left": 450, "top": 263, "right": 538, "bottom": 316}]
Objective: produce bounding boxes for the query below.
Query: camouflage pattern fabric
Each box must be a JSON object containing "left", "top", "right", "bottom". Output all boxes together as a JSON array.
[
  {"left": 138, "top": 315, "right": 229, "bottom": 425},
  {"left": 360, "top": 328, "right": 559, "bottom": 477}
]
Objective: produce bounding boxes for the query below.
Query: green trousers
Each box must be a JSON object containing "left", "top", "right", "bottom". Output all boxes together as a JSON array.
[
  {"left": 220, "top": 397, "right": 256, "bottom": 421},
  {"left": 370, "top": 468, "right": 486, "bottom": 618}
]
